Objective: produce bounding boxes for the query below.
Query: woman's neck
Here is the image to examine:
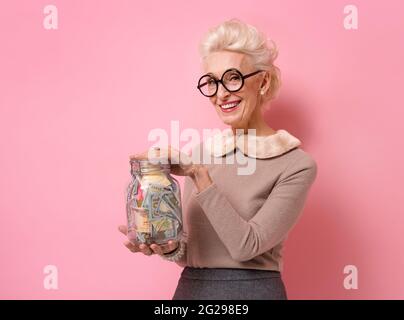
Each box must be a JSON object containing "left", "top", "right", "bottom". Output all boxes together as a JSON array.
[{"left": 231, "top": 113, "right": 276, "bottom": 137}]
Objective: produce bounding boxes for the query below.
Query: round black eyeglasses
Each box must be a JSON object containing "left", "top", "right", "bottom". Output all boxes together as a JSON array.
[{"left": 197, "top": 68, "right": 265, "bottom": 97}]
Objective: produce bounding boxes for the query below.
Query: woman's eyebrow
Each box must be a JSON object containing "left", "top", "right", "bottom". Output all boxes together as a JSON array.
[
  {"left": 206, "top": 72, "right": 219, "bottom": 78},
  {"left": 206, "top": 68, "right": 239, "bottom": 78}
]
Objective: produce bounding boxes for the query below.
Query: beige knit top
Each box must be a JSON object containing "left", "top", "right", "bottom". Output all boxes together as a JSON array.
[{"left": 171, "top": 128, "right": 317, "bottom": 272}]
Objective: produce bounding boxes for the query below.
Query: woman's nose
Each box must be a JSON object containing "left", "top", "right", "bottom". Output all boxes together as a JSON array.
[{"left": 217, "top": 82, "right": 230, "bottom": 99}]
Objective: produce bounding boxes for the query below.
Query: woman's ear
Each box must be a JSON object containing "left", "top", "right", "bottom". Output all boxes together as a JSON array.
[{"left": 260, "top": 71, "right": 271, "bottom": 94}]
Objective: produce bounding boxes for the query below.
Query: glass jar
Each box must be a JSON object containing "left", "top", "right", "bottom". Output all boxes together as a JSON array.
[{"left": 126, "top": 158, "right": 183, "bottom": 246}]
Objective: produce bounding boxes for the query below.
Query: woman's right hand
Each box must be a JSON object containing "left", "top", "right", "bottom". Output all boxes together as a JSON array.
[{"left": 118, "top": 225, "right": 179, "bottom": 256}]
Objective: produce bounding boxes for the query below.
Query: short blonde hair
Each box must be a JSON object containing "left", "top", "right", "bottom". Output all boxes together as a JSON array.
[{"left": 199, "top": 18, "right": 282, "bottom": 105}]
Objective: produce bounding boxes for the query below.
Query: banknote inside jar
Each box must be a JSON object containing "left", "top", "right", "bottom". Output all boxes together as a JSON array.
[{"left": 128, "top": 160, "right": 182, "bottom": 245}]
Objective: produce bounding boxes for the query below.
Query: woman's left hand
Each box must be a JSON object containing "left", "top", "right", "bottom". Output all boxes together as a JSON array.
[{"left": 129, "top": 145, "right": 199, "bottom": 177}]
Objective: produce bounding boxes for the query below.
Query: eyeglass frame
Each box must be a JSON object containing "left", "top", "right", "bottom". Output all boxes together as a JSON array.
[{"left": 197, "top": 68, "right": 266, "bottom": 97}]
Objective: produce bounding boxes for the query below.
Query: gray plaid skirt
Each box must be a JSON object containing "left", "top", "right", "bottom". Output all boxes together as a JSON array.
[{"left": 172, "top": 267, "right": 288, "bottom": 300}]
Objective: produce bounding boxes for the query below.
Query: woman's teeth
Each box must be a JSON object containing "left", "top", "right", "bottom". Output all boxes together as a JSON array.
[{"left": 220, "top": 101, "right": 241, "bottom": 112}]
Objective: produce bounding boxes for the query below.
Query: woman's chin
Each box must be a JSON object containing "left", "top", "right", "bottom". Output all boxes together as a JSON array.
[
  {"left": 217, "top": 108, "right": 243, "bottom": 126},
  {"left": 220, "top": 116, "right": 241, "bottom": 127}
]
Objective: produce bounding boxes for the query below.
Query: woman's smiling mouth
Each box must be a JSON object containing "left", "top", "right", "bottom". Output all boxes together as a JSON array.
[{"left": 219, "top": 100, "right": 242, "bottom": 113}]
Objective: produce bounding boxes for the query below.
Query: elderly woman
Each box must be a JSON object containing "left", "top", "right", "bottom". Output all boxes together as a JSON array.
[{"left": 119, "top": 18, "right": 317, "bottom": 300}]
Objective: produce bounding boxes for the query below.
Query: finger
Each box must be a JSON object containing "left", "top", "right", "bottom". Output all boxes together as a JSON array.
[
  {"left": 139, "top": 243, "right": 153, "bottom": 256},
  {"left": 118, "top": 225, "right": 127, "bottom": 235},
  {"left": 129, "top": 153, "right": 147, "bottom": 161},
  {"left": 166, "top": 240, "right": 179, "bottom": 252},
  {"left": 129, "top": 148, "right": 161, "bottom": 162},
  {"left": 167, "top": 146, "right": 180, "bottom": 165},
  {"left": 169, "top": 146, "right": 192, "bottom": 167},
  {"left": 129, "top": 149, "right": 154, "bottom": 161},
  {"left": 124, "top": 240, "right": 140, "bottom": 253},
  {"left": 159, "top": 240, "right": 179, "bottom": 253},
  {"left": 150, "top": 244, "right": 164, "bottom": 255}
]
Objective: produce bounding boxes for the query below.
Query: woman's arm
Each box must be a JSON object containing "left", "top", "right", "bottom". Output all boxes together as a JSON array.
[{"left": 191, "top": 155, "right": 318, "bottom": 262}]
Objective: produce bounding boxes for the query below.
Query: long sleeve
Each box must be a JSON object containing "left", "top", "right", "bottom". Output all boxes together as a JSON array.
[{"left": 193, "top": 155, "right": 318, "bottom": 262}]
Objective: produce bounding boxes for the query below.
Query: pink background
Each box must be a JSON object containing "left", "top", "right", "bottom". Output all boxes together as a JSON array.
[{"left": 1, "top": 0, "right": 403, "bottom": 299}]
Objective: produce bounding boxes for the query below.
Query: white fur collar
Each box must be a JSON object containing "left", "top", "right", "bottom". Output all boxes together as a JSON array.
[{"left": 203, "top": 128, "right": 302, "bottom": 159}]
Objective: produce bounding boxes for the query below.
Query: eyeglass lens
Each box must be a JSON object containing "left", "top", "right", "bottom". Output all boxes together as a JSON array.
[{"left": 199, "top": 69, "right": 243, "bottom": 96}]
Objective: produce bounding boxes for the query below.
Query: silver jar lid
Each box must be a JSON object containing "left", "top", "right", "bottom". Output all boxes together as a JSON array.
[{"left": 130, "top": 158, "right": 171, "bottom": 175}]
